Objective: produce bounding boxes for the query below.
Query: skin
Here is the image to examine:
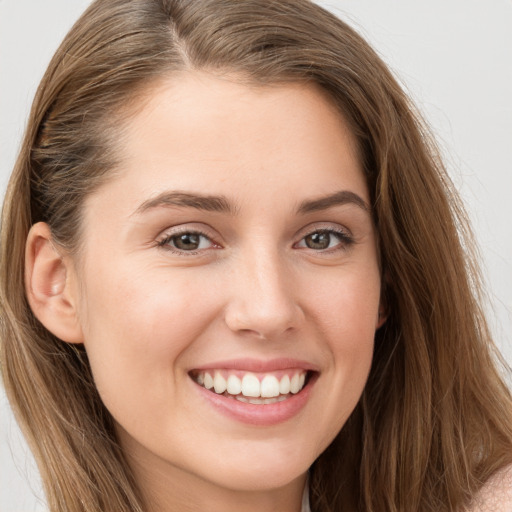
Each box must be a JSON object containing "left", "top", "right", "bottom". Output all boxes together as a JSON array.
[{"left": 27, "top": 72, "right": 384, "bottom": 512}]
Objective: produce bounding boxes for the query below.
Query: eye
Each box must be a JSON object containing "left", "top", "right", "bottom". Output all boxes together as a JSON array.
[
  {"left": 158, "top": 231, "right": 214, "bottom": 252},
  {"left": 295, "top": 229, "right": 352, "bottom": 251}
]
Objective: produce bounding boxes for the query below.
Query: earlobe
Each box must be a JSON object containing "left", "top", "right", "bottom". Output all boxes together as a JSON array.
[
  {"left": 25, "top": 222, "right": 84, "bottom": 344},
  {"left": 376, "top": 305, "right": 387, "bottom": 329},
  {"left": 376, "top": 272, "right": 390, "bottom": 329},
  {"left": 375, "top": 293, "right": 388, "bottom": 329}
]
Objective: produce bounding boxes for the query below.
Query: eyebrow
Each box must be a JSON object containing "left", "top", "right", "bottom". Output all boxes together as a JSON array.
[
  {"left": 133, "top": 189, "right": 369, "bottom": 217},
  {"left": 134, "top": 191, "right": 237, "bottom": 215},
  {"left": 297, "top": 190, "right": 370, "bottom": 214}
]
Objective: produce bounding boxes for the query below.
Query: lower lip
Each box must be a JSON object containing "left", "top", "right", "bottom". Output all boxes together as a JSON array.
[{"left": 192, "top": 374, "right": 317, "bottom": 426}]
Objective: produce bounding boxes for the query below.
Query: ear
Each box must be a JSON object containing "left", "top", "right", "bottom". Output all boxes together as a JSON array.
[
  {"left": 376, "top": 302, "right": 388, "bottom": 329},
  {"left": 25, "top": 222, "right": 84, "bottom": 344},
  {"left": 376, "top": 273, "right": 389, "bottom": 329}
]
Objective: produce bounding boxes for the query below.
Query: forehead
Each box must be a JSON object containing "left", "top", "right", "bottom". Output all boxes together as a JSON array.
[{"left": 85, "top": 71, "right": 368, "bottom": 220}]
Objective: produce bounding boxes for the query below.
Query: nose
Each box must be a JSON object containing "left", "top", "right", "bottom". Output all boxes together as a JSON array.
[{"left": 223, "top": 247, "right": 304, "bottom": 340}]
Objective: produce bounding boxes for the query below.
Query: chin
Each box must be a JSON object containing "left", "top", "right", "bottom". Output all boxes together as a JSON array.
[{"left": 198, "top": 443, "right": 313, "bottom": 492}]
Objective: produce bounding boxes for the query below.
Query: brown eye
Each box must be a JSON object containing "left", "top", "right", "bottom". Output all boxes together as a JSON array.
[
  {"left": 304, "top": 231, "right": 339, "bottom": 250},
  {"left": 295, "top": 229, "right": 353, "bottom": 252},
  {"left": 173, "top": 233, "right": 201, "bottom": 250},
  {"left": 160, "top": 232, "right": 214, "bottom": 252},
  {"left": 304, "top": 231, "right": 332, "bottom": 250}
]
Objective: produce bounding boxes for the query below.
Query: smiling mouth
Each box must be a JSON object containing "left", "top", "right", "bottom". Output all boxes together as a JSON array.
[{"left": 190, "top": 370, "right": 310, "bottom": 405}]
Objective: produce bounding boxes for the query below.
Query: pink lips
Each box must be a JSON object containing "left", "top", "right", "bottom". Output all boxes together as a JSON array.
[
  {"left": 189, "top": 358, "right": 318, "bottom": 426},
  {"left": 191, "top": 357, "right": 319, "bottom": 373}
]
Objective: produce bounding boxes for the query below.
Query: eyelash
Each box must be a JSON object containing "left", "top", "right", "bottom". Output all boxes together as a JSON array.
[
  {"left": 157, "top": 228, "right": 216, "bottom": 255},
  {"left": 294, "top": 227, "right": 354, "bottom": 253},
  {"left": 157, "top": 227, "right": 354, "bottom": 255}
]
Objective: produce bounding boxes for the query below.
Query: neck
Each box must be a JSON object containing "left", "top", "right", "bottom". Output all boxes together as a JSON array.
[{"left": 146, "top": 473, "right": 306, "bottom": 512}]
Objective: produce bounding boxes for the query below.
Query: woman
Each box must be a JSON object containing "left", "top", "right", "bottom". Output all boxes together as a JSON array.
[{"left": 1, "top": 0, "right": 511, "bottom": 510}]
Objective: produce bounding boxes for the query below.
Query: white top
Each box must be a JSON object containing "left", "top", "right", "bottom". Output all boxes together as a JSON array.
[{"left": 301, "top": 480, "right": 311, "bottom": 512}]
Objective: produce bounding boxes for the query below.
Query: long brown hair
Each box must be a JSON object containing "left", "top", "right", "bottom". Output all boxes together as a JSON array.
[{"left": 1, "top": 1, "right": 511, "bottom": 510}]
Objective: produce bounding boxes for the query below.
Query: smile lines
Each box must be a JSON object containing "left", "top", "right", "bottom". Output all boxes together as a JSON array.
[{"left": 191, "top": 370, "right": 308, "bottom": 404}]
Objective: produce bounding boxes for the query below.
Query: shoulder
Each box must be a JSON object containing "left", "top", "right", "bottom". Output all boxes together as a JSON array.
[{"left": 467, "top": 465, "right": 512, "bottom": 512}]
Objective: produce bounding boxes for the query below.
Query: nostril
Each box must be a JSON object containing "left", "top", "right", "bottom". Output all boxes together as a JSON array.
[{"left": 224, "top": 305, "right": 303, "bottom": 340}]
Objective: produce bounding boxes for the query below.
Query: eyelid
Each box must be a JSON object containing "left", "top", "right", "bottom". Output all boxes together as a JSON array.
[
  {"left": 156, "top": 224, "right": 222, "bottom": 253},
  {"left": 293, "top": 223, "right": 355, "bottom": 252},
  {"left": 294, "top": 221, "right": 353, "bottom": 241},
  {"left": 154, "top": 221, "right": 354, "bottom": 256}
]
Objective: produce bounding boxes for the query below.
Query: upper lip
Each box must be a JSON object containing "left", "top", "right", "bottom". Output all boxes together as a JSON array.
[{"left": 190, "top": 358, "right": 319, "bottom": 373}]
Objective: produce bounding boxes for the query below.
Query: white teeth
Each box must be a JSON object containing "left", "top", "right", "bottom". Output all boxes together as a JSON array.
[
  {"left": 260, "top": 375, "right": 280, "bottom": 398},
  {"left": 290, "top": 374, "right": 301, "bottom": 394},
  {"left": 226, "top": 374, "right": 242, "bottom": 395},
  {"left": 265, "top": 396, "right": 287, "bottom": 404},
  {"left": 279, "top": 374, "right": 291, "bottom": 394},
  {"left": 195, "top": 370, "right": 308, "bottom": 400},
  {"left": 241, "top": 374, "right": 260, "bottom": 397},
  {"left": 204, "top": 372, "right": 214, "bottom": 390},
  {"left": 234, "top": 394, "right": 289, "bottom": 404},
  {"left": 213, "top": 372, "right": 227, "bottom": 394}
]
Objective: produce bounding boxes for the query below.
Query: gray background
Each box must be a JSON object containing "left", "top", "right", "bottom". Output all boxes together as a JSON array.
[{"left": 1, "top": 1, "right": 511, "bottom": 510}]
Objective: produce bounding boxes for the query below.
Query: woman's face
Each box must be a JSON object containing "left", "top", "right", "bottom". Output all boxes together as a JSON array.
[{"left": 72, "top": 72, "right": 382, "bottom": 495}]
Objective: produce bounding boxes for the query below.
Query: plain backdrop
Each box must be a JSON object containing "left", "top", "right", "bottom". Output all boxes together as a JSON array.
[{"left": 1, "top": 1, "right": 511, "bottom": 510}]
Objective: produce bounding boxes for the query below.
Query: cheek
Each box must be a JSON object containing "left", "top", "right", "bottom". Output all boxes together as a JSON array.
[
  {"left": 81, "top": 261, "right": 218, "bottom": 346},
  {"left": 77, "top": 265, "right": 220, "bottom": 413},
  {"left": 302, "top": 264, "right": 380, "bottom": 432},
  {"left": 306, "top": 261, "right": 381, "bottom": 343},
  {"left": 327, "top": 271, "right": 379, "bottom": 375}
]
